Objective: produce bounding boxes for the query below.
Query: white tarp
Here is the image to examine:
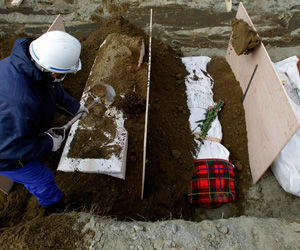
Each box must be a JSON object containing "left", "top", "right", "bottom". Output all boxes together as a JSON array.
[
  {"left": 272, "top": 56, "right": 300, "bottom": 197},
  {"left": 57, "top": 91, "right": 128, "bottom": 179},
  {"left": 181, "top": 56, "right": 230, "bottom": 160}
]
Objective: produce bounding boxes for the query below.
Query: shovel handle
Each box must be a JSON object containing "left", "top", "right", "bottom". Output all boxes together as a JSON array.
[
  {"left": 46, "top": 99, "right": 98, "bottom": 141},
  {"left": 64, "top": 99, "right": 98, "bottom": 130}
]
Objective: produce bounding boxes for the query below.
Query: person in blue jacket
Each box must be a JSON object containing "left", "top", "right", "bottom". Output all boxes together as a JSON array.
[{"left": 0, "top": 30, "right": 88, "bottom": 211}]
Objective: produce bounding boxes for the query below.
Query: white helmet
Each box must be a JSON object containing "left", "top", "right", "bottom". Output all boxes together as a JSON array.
[{"left": 29, "top": 30, "right": 82, "bottom": 74}]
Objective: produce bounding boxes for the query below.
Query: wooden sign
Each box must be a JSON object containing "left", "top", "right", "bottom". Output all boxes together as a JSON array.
[
  {"left": 226, "top": 2, "right": 300, "bottom": 183},
  {"left": 47, "top": 14, "right": 65, "bottom": 32}
]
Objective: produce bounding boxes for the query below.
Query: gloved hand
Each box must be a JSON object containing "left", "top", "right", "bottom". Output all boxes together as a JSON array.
[
  {"left": 45, "top": 131, "right": 64, "bottom": 152},
  {"left": 76, "top": 104, "right": 89, "bottom": 119}
]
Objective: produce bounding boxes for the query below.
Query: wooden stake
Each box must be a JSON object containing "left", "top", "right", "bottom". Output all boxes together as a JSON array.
[
  {"left": 141, "top": 9, "right": 153, "bottom": 200},
  {"left": 138, "top": 39, "right": 145, "bottom": 68},
  {"left": 47, "top": 15, "right": 65, "bottom": 32}
]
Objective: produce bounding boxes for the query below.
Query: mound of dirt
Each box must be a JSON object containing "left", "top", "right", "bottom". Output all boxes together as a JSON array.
[
  {"left": 0, "top": 18, "right": 250, "bottom": 238},
  {"left": 0, "top": 17, "right": 196, "bottom": 227},
  {"left": 207, "top": 57, "right": 251, "bottom": 213},
  {"left": 0, "top": 213, "right": 83, "bottom": 249},
  {"left": 68, "top": 33, "right": 146, "bottom": 161}
]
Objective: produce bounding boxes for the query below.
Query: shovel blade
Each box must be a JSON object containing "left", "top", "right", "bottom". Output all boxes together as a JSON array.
[{"left": 100, "top": 82, "right": 116, "bottom": 103}]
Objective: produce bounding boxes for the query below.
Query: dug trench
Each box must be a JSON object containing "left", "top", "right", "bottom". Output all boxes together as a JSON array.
[{"left": 0, "top": 17, "right": 250, "bottom": 230}]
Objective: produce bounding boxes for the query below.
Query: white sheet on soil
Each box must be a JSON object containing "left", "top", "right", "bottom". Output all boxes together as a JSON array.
[
  {"left": 181, "top": 56, "right": 230, "bottom": 160},
  {"left": 57, "top": 92, "right": 128, "bottom": 179},
  {"left": 272, "top": 56, "right": 300, "bottom": 197}
]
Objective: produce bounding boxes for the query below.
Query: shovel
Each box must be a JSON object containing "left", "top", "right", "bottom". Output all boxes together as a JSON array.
[
  {"left": 46, "top": 97, "right": 98, "bottom": 141},
  {"left": 98, "top": 81, "right": 116, "bottom": 104},
  {"left": 47, "top": 82, "right": 116, "bottom": 140}
]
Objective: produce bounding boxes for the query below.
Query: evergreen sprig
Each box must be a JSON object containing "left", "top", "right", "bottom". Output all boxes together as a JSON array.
[{"left": 195, "top": 100, "right": 224, "bottom": 142}]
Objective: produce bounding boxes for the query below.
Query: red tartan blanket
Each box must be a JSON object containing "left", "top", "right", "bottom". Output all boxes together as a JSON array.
[{"left": 188, "top": 159, "right": 236, "bottom": 208}]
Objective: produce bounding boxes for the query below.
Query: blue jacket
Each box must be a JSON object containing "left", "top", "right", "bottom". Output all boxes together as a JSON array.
[{"left": 0, "top": 38, "right": 80, "bottom": 170}]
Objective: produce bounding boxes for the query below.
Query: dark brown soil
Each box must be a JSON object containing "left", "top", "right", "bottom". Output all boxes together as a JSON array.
[
  {"left": 0, "top": 17, "right": 250, "bottom": 247},
  {"left": 60, "top": 18, "right": 196, "bottom": 221},
  {"left": 0, "top": 17, "right": 196, "bottom": 225},
  {"left": 68, "top": 33, "right": 147, "bottom": 160},
  {"left": 122, "top": 91, "right": 146, "bottom": 115},
  {"left": 207, "top": 57, "right": 251, "bottom": 213},
  {"left": 0, "top": 213, "right": 83, "bottom": 249}
]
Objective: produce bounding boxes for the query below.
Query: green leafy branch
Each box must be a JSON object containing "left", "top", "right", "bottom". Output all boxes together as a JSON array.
[{"left": 194, "top": 100, "right": 224, "bottom": 142}]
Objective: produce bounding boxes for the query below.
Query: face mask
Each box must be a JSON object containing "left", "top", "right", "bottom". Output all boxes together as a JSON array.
[{"left": 53, "top": 74, "right": 66, "bottom": 83}]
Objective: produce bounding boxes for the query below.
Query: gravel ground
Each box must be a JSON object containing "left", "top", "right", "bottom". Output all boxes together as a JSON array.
[{"left": 76, "top": 213, "right": 300, "bottom": 249}]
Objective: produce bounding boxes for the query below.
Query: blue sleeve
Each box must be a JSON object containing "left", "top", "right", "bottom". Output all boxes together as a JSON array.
[
  {"left": 0, "top": 112, "right": 53, "bottom": 161},
  {"left": 54, "top": 84, "right": 80, "bottom": 116}
]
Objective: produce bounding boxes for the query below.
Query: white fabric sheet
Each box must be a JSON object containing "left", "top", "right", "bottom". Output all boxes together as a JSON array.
[{"left": 181, "top": 56, "right": 230, "bottom": 160}]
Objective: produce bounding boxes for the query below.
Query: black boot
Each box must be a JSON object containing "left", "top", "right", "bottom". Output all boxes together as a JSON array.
[{"left": 45, "top": 195, "right": 69, "bottom": 215}]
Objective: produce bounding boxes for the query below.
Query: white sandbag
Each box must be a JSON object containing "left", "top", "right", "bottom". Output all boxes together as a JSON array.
[
  {"left": 274, "top": 56, "right": 300, "bottom": 90},
  {"left": 272, "top": 129, "right": 300, "bottom": 196},
  {"left": 272, "top": 56, "right": 300, "bottom": 197}
]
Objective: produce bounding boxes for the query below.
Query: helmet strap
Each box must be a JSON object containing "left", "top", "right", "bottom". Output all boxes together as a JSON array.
[{"left": 31, "top": 58, "right": 50, "bottom": 73}]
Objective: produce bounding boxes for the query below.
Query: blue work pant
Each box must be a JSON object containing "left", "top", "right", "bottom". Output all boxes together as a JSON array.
[{"left": 0, "top": 160, "right": 63, "bottom": 207}]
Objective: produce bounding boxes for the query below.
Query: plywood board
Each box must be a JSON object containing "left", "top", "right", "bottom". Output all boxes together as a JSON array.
[
  {"left": 226, "top": 2, "right": 300, "bottom": 183},
  {"left": 0, "top": 175, "right": 13, "bottom": 194},
  {"left": 141, "top": 9, "right": 153, "bottom": 200},
  {"left": 47, "top": 15, "right": 65, "bottom": 32}
]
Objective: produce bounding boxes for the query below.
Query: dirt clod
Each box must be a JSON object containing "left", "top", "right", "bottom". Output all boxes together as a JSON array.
[{"left": 231, "top": 18, "right": 262, "bottom": 55}]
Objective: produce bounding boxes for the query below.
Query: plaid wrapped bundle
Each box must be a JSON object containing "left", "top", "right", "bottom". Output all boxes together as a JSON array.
[{"left": 188, "top": 159, "right": 236, "bottom": 208}]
